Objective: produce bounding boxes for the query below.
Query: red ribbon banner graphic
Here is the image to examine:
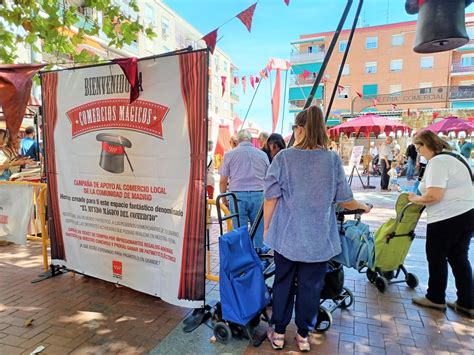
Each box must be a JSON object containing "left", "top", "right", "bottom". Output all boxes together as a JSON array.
[{"left": 66, "top": 99, "right": 169, "bottom": 139}]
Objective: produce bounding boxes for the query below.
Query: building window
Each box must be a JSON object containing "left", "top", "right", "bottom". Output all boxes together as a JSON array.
[
  {"left": 337, "top": 86, "right": 350, "bottom": 99},
  {"left": 342, "top": 64, "right": 350, "bottom": 75},
  {"left": 419, "top": 82, "right": 432, "bottom": 94},
  {"left": 461, "top": 54, "right": 474, "bottom": 66},
  {"left": 362, "top": 84, "right": 378, "bottom": 97},
  {"left": 161, "top": 16, "right": 170, "bottom": 40},
  {"left": 390, "top": 59, "right": 403, "bottom": 72},
  {"left": 223, "top": 61, "right": 228, "bottom": 71},
  {"left": 365, "top": 62, "right": 377, "bottom": 74},
  {"left": 339, "top": 40, "right": 347, "bottom": 53},
  {"left": 391, "top": 34, "right": 404, "bottom": 46},
  {"left": 420, "top": 56, "right": 434, "bottom": 69},
  {"left": 365, "top": 36, "right": 378, "bottom": 49},
  {"left": 307, "top": 46, "right": 314, "bottom": 53},
  {"left": 389, "top": 84, "right": 402, "bottom": 95},
  {"left": 143, "top": 3, "right": 155, "bottom": 26}
]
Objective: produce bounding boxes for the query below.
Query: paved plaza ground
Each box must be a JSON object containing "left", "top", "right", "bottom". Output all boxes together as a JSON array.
[{"left": 0, "top": 174, "right": 473, "bottom": 354}]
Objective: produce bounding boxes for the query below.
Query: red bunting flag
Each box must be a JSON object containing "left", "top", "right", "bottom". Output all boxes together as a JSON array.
[
  {"left": 202, "top": 29, "right": 218, "bottom": 54},
  {"left": 237, "top": 3, "right": 257, "bottom": 33},
  {"left": 302, "top": 69, "right": 311, "bottom": 80},
  {"left": 260, "top": 68, "right": 268, "bottom": 79},
  {"left": 233, "top": 76, "right": 239, "bottom": 86},
  {"left": 284, "top": 0, "right": 290, "bottom": 5},
  {"left": 242, "top": 76, "right": 247, "bottom": 94},
  {"left": 112, "top": 57, "right": 140, "bottom": 103},
  {"left": 221, "top": 76, "right": 227, "bottom": 97},
  {"left": 255, "top": 76, "right": 260, "bottom": 84},
  {"left": 337, "top": 84, "right": 345, "bottom": 93},
  {"left": 250, "top": 75, "right": 255, "bottom": 89},
  {"left": 356, "top": 91, "right": 363, "bottom": 98},
  {"left": 432, "top": 111, "right": 440, "bottom": 120},
  {"left": 407, "top": 108, "right": 411, "bottom": 116}
]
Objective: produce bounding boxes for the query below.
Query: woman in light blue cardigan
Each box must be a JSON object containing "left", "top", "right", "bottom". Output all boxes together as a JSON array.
[{"left": 264, "top": 106, "right": 371, "bottom": 352}]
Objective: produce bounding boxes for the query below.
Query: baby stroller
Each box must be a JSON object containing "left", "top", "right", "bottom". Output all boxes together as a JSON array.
[
  {"left": 371, "top": 154, "right": 381, "bottom": 176},
  {"left": 366, "top": 193, "right": 425, "bottom": 292},
  {"left": 210, "top": 193, "right": 271, "bottom": 345}
]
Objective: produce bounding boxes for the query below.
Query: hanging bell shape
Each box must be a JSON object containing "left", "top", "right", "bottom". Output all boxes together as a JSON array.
[{"left": 411, "top": 0, "right": 471, "bottom": 53}]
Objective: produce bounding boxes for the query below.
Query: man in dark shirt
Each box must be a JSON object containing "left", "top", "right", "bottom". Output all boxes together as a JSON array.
[{"left": 405, "top": 143, "right": 417, "bottom": 181}]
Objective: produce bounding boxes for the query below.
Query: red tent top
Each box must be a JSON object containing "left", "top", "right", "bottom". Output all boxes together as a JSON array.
[
  {"left": 420, "top": 117, "right": 474, "bottom": 135},
  {"left": 327, "top": 114, "right": 411, "bottom": 138}
]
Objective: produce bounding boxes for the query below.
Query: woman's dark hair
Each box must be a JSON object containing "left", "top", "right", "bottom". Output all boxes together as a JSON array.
[
  {"left": 266, "top": 133, "right": 286, "bottom": 151},
  {"left": 412, "top": 130, "right": 451, "bottom": 154},
  {"left": 294, "top": 106, "right": 329, "bottom": 150}
]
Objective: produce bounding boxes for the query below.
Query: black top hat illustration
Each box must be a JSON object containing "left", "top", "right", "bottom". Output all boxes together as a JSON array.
[{"left": 96, "top": 133, "right": 134, "bottom": 174}]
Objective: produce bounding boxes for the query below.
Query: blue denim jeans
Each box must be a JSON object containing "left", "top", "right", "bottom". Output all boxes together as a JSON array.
[
  {"left": 229, "top": 191, "right": 265, "bottom": 248},
  {"left": 406, "top": 157, "right": 416, "bottom": 180}
]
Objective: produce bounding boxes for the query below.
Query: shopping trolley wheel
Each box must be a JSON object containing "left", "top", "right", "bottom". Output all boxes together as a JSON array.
[
  {"left": 315, "top": 306, "right": 332, "bottom": 332},
  {"left": 405, "top": 273, "right": 419, "bottom": 289},
  {"left": 339, "top": 287, "right": 354, "bottom": 309},
  {"left": 214, "top": 322, "right": 232, "bottom": 344},
  {"left": 375, "top": 276, "right": 388, "bottom": 293},
  {"left": 366, "top": 269, "right": 377, "bottom": 283}
]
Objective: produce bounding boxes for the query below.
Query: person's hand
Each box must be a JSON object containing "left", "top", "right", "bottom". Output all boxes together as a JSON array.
[
  {"left": 407, "top": 193, "right": 417, "bottom": 203},
  {"left": 362, "top": 203, "right": 372, "bottom": 213},
  {"left": 21, "top": 158, "right": 35, "bottom": 166},
  {"left": 222, "top": 198, "right": 229, "bottom": 209}
]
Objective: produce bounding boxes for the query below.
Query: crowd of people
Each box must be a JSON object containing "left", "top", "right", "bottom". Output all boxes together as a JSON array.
[
  {"left": 0, "top": 127, "right": 38, "bottom": 181},
  {"left": 206, "top": 109, "right": 473, "bottom": 349}
]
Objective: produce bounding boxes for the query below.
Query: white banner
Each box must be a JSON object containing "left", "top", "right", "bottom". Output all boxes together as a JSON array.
[
  {"left": 42, "top": 51, "right": 208, "bottom": 307},
  {"left": 0, "top": 184, "right": 34, "bottom": 245},
  {"left": 348, "top": 146, "right": 365, "bottom": 169}
]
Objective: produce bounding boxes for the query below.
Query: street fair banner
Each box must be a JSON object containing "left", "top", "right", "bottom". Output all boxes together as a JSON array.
[
  {"left": 0, "top": 183, "right": 34, "bottom": 245},
  {"left": 40, "top": 50, "right": 208, "bottom": 307}
]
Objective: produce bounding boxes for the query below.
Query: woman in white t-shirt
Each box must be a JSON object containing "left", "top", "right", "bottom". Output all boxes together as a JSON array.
[{"left": 408, "top": 130, "right": 473, "bottom": 318}]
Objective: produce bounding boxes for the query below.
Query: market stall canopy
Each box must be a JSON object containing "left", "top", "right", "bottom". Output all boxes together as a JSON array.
[
  {"left": 327, "top": 114, "right": 412, "bottom": 138},
  {"left": 419, "top": 116, "right": 474, "bottom": 135},
  {"left": 0, "top": 64, "right": 45, "bottom": 144}
]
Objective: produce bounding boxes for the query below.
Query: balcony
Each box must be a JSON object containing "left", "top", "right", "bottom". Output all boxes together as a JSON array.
[
  {"left": 290, "top": 51, "right": 325, "bottom": 64},
  {"left": 230, "top": 92, "right": 239, "bottom": 103},
  {"left": 451, "top": 63, "right": 474, "bottom": 75},
  {"left": 290, "top": 76, "right": 317, "bottom": 86}
]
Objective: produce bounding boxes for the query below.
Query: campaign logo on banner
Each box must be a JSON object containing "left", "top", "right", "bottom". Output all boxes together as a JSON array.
[
  {"left": 112, "top": 260, "right": 123, "bottom": 279},
  {"left": 66, "top": 99, "right": 169, "bottom": 139}
]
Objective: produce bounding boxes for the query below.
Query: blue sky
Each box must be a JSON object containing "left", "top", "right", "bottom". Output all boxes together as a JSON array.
[{"left": 166, "top": 0, "right": 414, "bottom": 132}]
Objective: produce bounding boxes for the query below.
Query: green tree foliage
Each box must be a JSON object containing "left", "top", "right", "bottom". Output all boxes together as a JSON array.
[{"left": 0, "top": 0, "right": 156, "bottom": 64}]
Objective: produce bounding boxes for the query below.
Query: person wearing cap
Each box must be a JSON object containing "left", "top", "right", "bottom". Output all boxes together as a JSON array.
[
  {"left": 458, "top": 132, "right": 472, "bottom": 163},
  {"left": 206, "top": 140, "right": 215, "bottom": 199},
  {"left": 20, "top": 126, "right": 40, "bottom": 161},
  {"left": 219, "top": 129, "right": 269, "bottom": 251}
]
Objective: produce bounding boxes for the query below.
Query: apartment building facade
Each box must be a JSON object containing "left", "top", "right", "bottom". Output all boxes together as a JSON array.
[{"left": 289, "top": 14, "right": 474, "bottom": 119}]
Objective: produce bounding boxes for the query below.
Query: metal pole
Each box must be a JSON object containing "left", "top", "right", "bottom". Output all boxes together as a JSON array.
[
  {"left": 303, "top": 0, "right": 354, "bottom": 110},
  {"left": 325, "top": 0, "right": 364, "bottom": 122},
  {"left": 240, "top": 79, "right": 262, "bottom": 129},
  {"left": 280, "top": 70, "right": 289, "bottom": 134}
]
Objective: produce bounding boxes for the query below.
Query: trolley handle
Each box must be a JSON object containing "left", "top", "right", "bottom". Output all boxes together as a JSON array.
[
  {"left": 215, "top": 193, "right": 240, "bottom": 235},
  {"left": 336, "top": 203, "right": 373, "bottom": 220}
]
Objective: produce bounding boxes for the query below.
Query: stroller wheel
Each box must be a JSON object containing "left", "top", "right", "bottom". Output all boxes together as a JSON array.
[
  {"left": 339, "top": 287, "right": 354, "bottom": 309},
  {"left": 366, "top": 269, "right": 377, "bottom": 283},
  {"left": 405, "top": 273, "right": 419, "bottom": 288},
  {"left": 315, "top": 306, "right": 332, "bottom": 332},
  {"left": 375, "top": 276, "right": 388, "bottom": 293},
  {"left": 214, "top": 322, "right": 232, "bottom": 344}
]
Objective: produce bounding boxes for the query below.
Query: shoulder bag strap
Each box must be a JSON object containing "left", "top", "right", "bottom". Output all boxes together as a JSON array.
[{"left": 437, "top": 151, "right": 473, "bottom": 182}]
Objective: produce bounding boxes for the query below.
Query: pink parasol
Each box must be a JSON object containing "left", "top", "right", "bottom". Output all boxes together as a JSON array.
[
  {"left": 420, "top": 117, "right": 474, "bottom": 135},
  {"left": 327, "top": 114, "right": 411, "bottom": 138}
]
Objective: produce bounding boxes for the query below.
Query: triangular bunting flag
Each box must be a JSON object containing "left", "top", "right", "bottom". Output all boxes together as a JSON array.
[
  {"left": 284, "top": 0, "right": 290, "bottom": 5},
  {"left": 302, "top": 69, "right": 311, "bottom": 80},
  {"left": 202, "top": 29, "right": 218, "bottom": 54},
  {"left": 255, "top": 76, "right": 260, "bottom": 84},
  {"left": 242, "top": 76, "right": 247, "bottom": 94},
  {"left": 221, "top": 76, "right": 227, "bottom": 97},
  {"left": 250, "top": 75, "right": 255, "bottom": 89},
  {"left": 356, "top": 91, "right": 363, "bottom": 98},
  {"left": 233, "top": 76, "right": 239, "bottom": 86},
  {"left": 237, "top": 3, "right": 257, "bottom": 33},
  {"left": 112, "top": 57, "right": 140, "bottom": 103},
  {"left": 260, "top": 68, "right": 268, "bottom": 79}
]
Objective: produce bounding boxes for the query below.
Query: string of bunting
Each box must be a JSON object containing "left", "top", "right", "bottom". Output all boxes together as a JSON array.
[{"left": 201, "top": 0, "right": 290, "bottom": 54}]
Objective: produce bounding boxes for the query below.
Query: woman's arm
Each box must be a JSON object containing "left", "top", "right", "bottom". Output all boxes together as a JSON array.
[
  {"left": 408, "top": 187, "right": 445, "bottom": 205},
  {"left": 263, "top": 198, "right": 278, "bottom": 238},
  {"left": 339, "top": 199, "right": 371, "bottom": 213}
]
